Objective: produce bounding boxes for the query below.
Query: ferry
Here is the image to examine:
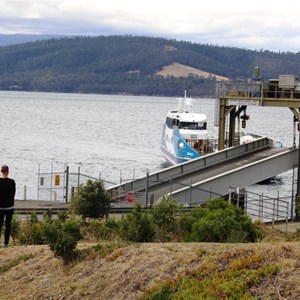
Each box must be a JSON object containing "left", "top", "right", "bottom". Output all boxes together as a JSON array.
[{"left": 160, "top": 93, "right": 217, "bottom": 165}]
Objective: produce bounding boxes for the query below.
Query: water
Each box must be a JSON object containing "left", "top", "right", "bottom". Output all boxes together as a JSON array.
[{"left": 0, "top": 91, "right": 296, "bottom": 200}]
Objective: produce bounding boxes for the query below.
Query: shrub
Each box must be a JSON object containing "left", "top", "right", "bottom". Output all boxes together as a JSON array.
[
  {"left": 10, "top": 214, "right": 21, "bottom": 243},
  {"left": 71, "top": 180, "right": 111, "bottom": 219},
  {"left": 19, "top": 212, "right": 45, "bottom": 245},
  {"left": 43, "top": 218, "right": 83, "bottom": 263},
  {"left": 89, "top": 218, "right": 119, "bottom": 241},
  {"left": 119, "top": 204, "right": 154, "bottom": 242},
  {"left": 152, "top": 196, "right": 181, "bottom": 241},
  {"left": 188, "top": 198, "right": 262, "bottom": 243}
]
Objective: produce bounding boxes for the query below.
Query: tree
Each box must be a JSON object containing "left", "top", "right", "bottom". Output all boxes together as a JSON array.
[{"left": 71, "top": 180, "right": 111, "bottom": 219}]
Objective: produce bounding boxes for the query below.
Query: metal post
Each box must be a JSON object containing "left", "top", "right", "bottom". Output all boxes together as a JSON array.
[
  {"left": 119, "top": 170, "right": 122, "bottom": 202},
  {"left": 145, "top": 172, "right": 149, "bottom": 207},
  {"left": 296, "top": 114, "right": 300, "bottom": 220},
  {"left": 272, "top": 197, "right": 275, "bottom": 229},
  {"left": 291, "top": 164, "right": 295, "bottom": 221},
  {"left": 286, "top": 203, "right": 289, "bottom": 232},
  {"left": 190, "top": 179, "right": 192, "bottom": 207},
  {"left": 259, "top": 194, "right": 262, "bottom": 222},
  {"left": 65, "top": 165, "right": 69, "bottom": 203},
  {"left": 277, "top": 192, "right": 279, "bottom": 222},
  {"left": 50, "top": 163, "right": 53, "bottom": 201},
  {"left": 277, "top": 190, "right": 280, "bottom": 221},
  {"left": 24, "top": 185, "right": 27, "bottom": 201},
  {"left": 261, "top": 193, "right": 264, "bottom": 222},
  {"left": 78, "top": 166, "right": 80, "bottom": 187},
  {"left": 37, "top": 163, "right": 40, "bottom": 203},
  {"left": 228, "top": 187, "right": 232, "bottom": 204},
  {"left": 133, "top": 169, "right": 135, "bottom": 192},
  {"left": 170, "top": 176, "right": 173, "bottom": 195}
]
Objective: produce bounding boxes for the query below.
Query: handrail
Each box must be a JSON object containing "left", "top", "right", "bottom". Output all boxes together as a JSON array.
[{"left": 108, "top": 136, "right": 271, "bottom": 194}]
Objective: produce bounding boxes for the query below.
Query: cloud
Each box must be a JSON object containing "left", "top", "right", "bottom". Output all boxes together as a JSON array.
[{"left": 0, "top": 0, "right": 300, "bottom": 51}]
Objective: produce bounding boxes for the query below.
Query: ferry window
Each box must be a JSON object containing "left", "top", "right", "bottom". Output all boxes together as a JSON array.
[
  {"left": 166, "top": 117, "right": 173, "bottom": 128},
  {"left": 166, "top": 117, "right": 179, "bottom": 128},
  {"left": 179, "top": 122, "right": 207, "bottom": 130}
]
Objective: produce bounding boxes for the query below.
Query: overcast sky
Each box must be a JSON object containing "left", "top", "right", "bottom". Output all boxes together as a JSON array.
[{"left": 1, "top": 0, "right": 300, "bottom": 51}]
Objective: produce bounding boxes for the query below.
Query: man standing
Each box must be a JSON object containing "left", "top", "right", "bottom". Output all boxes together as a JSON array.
[{"left": 0, "top": 165, "right": 16, "bottom": 246}]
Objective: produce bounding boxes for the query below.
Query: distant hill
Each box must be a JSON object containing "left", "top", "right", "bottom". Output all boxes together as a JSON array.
[
  {"left": 0, "top": 35, "right": 299, "bottom": 97},
  {"left": 0, "top": 34, "right": 67, "bottom": 47}
]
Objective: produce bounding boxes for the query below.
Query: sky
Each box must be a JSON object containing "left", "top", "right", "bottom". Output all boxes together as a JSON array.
[{"left": 1, "top": 0, "right": 300, "bottom": 51}]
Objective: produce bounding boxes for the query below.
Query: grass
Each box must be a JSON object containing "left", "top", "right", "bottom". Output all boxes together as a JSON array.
[
  {"left": 142, "top": 246, "right": 285, "bottom": 299},
  {"left": 0, "top": 253, "right": 36, "bottom": 273}
]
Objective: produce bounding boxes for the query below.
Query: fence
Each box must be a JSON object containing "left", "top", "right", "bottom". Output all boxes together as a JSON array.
[
  {"left": 110, "top": 175, "right": 295, "bottom": 227},
  {"left": 37, "top": 164, "right": 115, "bottom": 202}
]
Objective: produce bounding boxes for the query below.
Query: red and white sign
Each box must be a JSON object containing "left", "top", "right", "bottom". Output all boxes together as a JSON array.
[{"left": 126, "top": 192, "right": 135, "bottom": 204}]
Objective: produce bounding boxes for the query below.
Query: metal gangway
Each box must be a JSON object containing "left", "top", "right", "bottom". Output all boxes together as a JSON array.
[{"left": 108, "top": 136, "right": 298, "bottom": 207}]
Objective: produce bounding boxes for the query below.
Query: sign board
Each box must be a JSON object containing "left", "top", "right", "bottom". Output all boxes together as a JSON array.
[
  {"left": 126, "top": 192, "right": 135, "bottom": 204},
  {"left": 55, "top": 175, "right": 60, "bottom": 186},
  {"left": 228, "top": 99, "right": 260, "bottom": 106}
]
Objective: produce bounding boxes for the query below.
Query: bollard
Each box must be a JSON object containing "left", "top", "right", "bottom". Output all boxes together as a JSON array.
[{"left": 24, "top": 185, "right": 27, "bottom": 200}]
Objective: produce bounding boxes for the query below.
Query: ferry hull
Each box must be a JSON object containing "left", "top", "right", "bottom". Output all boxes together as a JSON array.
[{"left": 160, "top": 144, "right": 192, "bottom": 165}]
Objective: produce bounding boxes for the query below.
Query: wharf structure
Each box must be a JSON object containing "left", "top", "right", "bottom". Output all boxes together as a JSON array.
[{"left": 108, "top": 71, "right": 300, "bottom": 220}]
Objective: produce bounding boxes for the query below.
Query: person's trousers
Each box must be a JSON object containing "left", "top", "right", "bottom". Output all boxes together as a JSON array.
[{"left": 0, "top": 209, "right": 14, "bottom": 245}]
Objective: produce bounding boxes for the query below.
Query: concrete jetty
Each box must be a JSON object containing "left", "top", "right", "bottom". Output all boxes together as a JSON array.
[{"left": 14, "top": 200, "right": 69, "bottom": 216}]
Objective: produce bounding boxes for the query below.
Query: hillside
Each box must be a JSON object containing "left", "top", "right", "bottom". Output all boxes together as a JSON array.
[
  {"left": 156, "top": 62, "right": 228, "bottom": 80},
  {"left": 2, "top": 241, "right": 300, "bottom": 299},
  {"left": 0, "top": 35, "right": 300, "bottom": 96}
]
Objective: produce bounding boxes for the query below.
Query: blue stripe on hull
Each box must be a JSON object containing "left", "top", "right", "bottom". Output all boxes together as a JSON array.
[{"left": 160, "top": 145, "right": 190, "bottom": 165}]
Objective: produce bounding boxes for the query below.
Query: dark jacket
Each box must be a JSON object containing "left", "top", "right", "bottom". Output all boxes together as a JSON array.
[{"left": 0, "top": 177, "right": 16, "bottom": 208}]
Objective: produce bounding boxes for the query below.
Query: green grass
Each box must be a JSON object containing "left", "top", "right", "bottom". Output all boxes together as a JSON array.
[{"left": 142, "top": 248, "right": 279, "bottom": 300}]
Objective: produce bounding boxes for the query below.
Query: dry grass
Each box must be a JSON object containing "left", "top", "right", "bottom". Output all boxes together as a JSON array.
[
  {"left": 155, "top": 62, "right": 228, "bottom": 81},
  {"left": 1, "top": 238, "right": 300, "bottom": 299}
]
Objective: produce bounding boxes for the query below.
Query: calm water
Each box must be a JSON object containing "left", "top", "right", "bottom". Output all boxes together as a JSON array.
[{"left": 0, "top": 91, "right": 296, "bottom": 200}]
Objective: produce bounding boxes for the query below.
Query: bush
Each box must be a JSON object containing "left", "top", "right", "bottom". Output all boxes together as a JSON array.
[
  {"left": 188, "top": 198, "right": 262, "bottom": 242},
  {"left": 10, "top": 214, "right": 21, "bottom": 243},
  {"left": 89, "top": 218, "right": 119, "bottom": 241},
  {"left": 19, "top": 212, "right": 46, "bottom": 245},
  {"left": 152, "top": 196, "right": 181, "bottom": 241},
  {"left": 43, "top": 218, "right": 83, "bottom": 263},
  {"left": 71, "top": 180, "right": 111, "bottom": 219},
  {"left": 119, "top": 204, "right": 154, "bottom": 242}
]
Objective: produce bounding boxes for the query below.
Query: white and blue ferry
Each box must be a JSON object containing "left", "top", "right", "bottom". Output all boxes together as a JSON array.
[{"left": 161, "top": 93, "right": 216, "bottom": 165}]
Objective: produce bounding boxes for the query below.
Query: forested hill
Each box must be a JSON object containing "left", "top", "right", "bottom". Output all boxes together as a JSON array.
[{"left": 0, "top": 35, "right": 300, "bottom": 97}]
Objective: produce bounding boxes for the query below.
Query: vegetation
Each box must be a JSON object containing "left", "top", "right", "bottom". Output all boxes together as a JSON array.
[
  {"left": 0, "top": 253, "right": 36, "bottom": 273},
  {"left": 18, "top": 212, "right": 46, "bottom": 245},
  {"left": 187, "top": 198, "right": 262, "bottom": 243},
  {"left": 0, "top": 35, "right": 299, "bottom": 96},
  {"left": 3, "top": 190, "right": 300, "bottom": 298},
  {"left": 119, "top": 204, "right": 155, "bottom": 242},
  {"left": 43, "top": 217, "right": 83, "bottom": 263},
  {"left": 142, "top": 247, "right": 280, "bottom": 299},
  {"left": 70, "top": 179, "right": 111, "bottom": 220},
  {"left": 8, "top": 195, "right": 264, "bottom": 263}
]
